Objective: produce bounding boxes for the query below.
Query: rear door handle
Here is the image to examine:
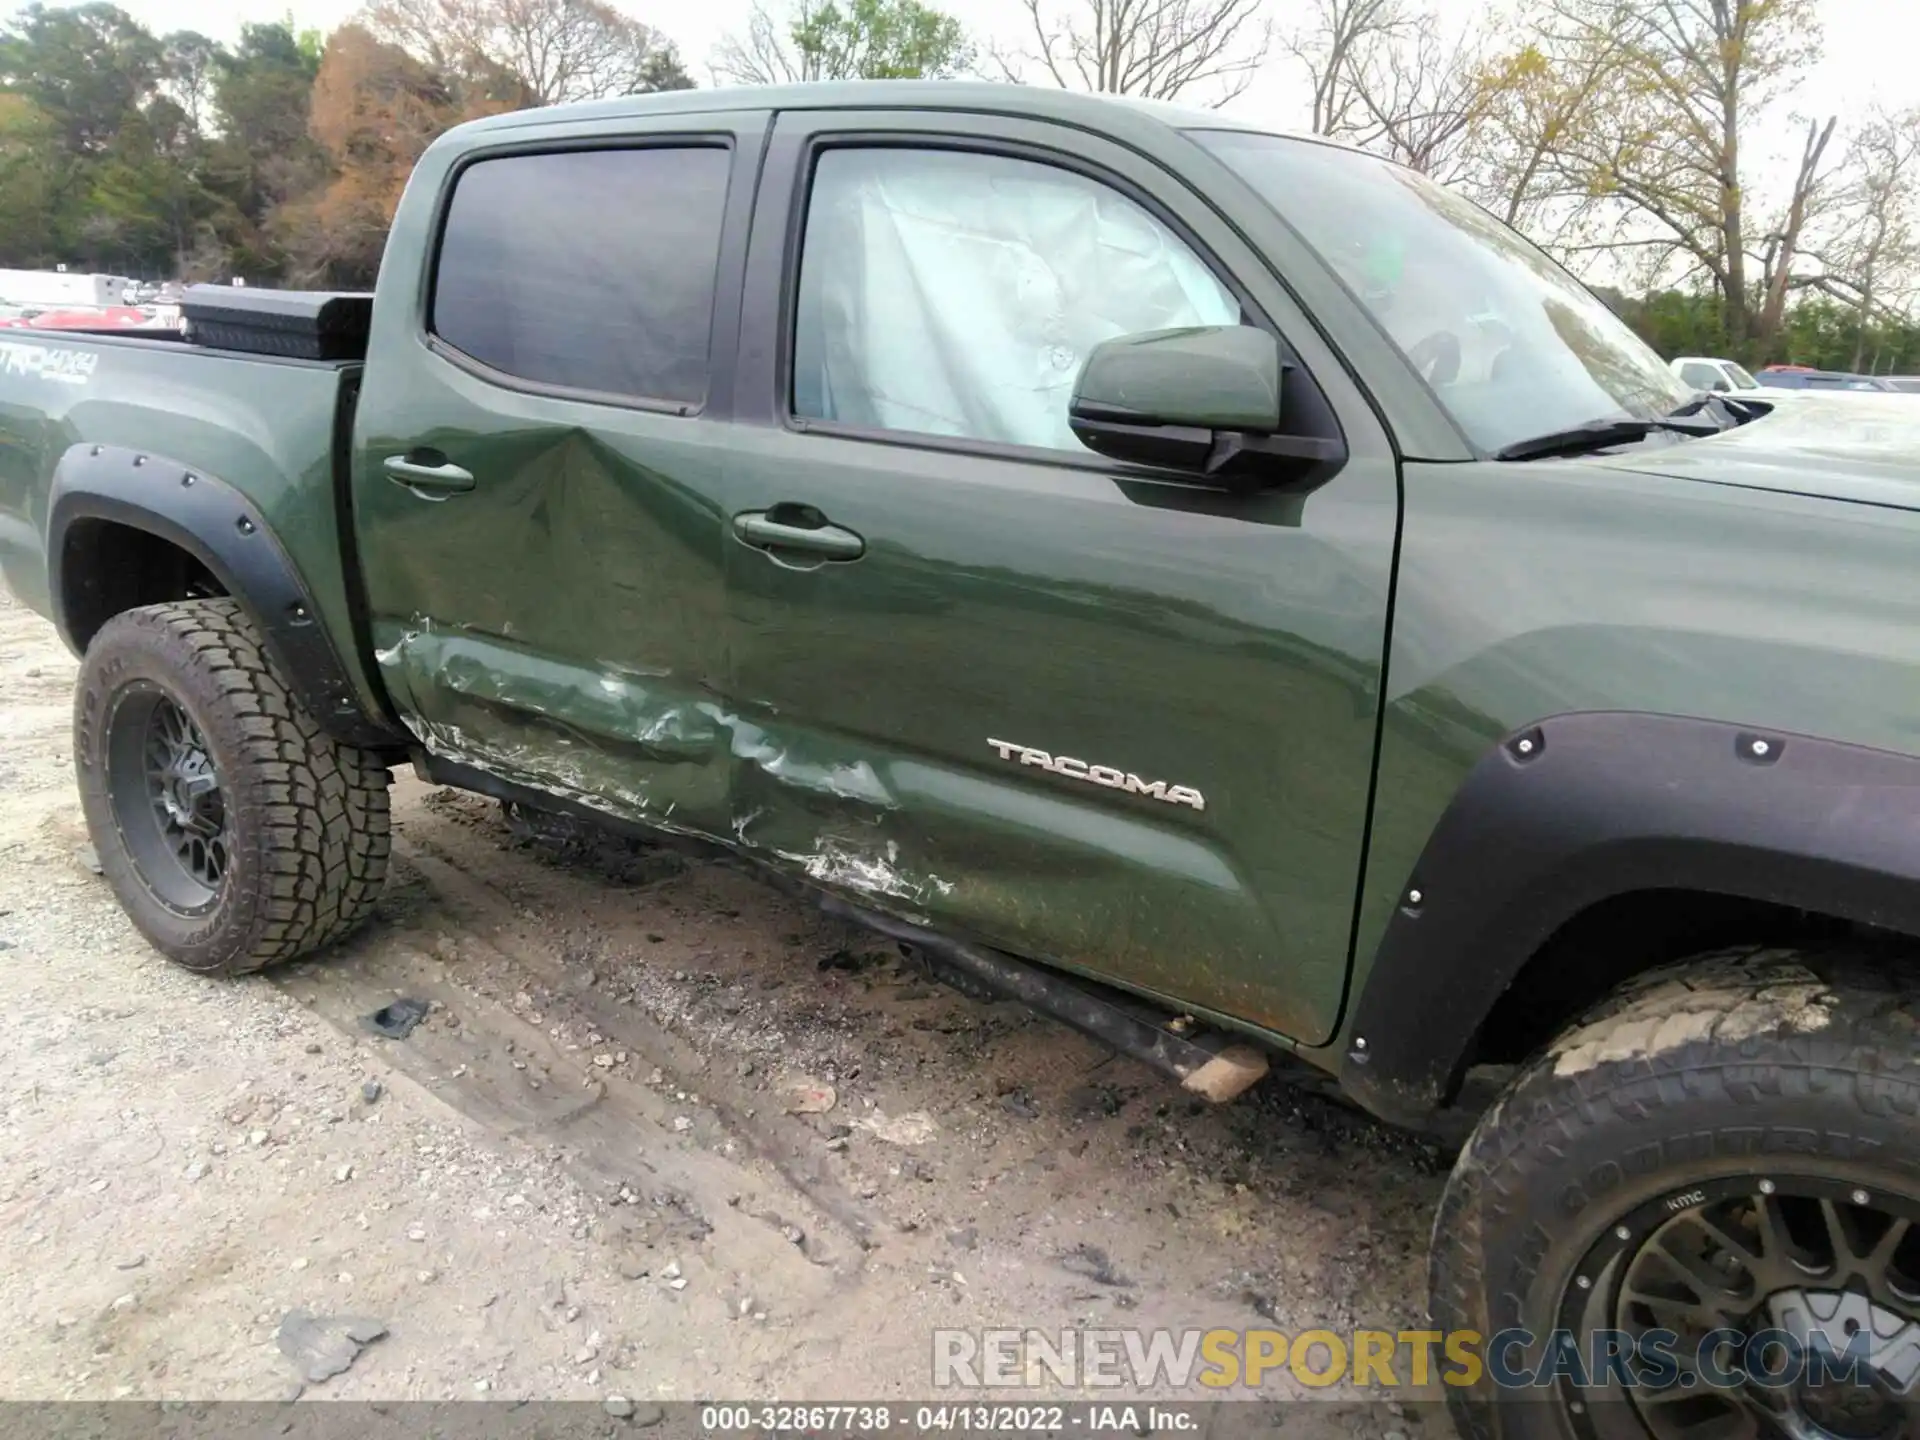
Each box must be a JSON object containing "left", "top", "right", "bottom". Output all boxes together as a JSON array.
[
  {"left": 384, "top": 453, "right": 475, "bottom": 499},
  {"left": 732, "top": 509, "right": 865, "bottom": 561}
]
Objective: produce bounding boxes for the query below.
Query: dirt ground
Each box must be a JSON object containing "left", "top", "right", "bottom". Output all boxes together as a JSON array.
[{"left": 0, "top": 591, "right": 1452, "bottom": 1423}]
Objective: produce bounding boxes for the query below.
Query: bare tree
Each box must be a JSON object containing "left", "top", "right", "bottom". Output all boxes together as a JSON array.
[
  {"left": 1345, "top": 10, "right": 1497, "bottom": 179},
  {"left": 1282, "top": 0, "right": 1500, "bottom": 184},
  {"left": 1752, "top": 115, "right": 1837, "bottom": 344},
  {"left": 1804, "top": 107, "right": 1920, "bottom": 367},
  {"left": 1283, "top": 0, "right": 1400, "bottom": 138},
  {"left": 711, "top": 1, "right": 798, "bottom": 82},
  {"left": 994, "top": 0, "right": 1270, "bottom": 106},
  {"left": 363, "top": 0, "right": 690, "bottom": 106}
]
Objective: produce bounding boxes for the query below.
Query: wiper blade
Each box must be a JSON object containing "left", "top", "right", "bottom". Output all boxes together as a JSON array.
[{"left": 1495, "top": 413, "right": 1720, "bottom": 462}]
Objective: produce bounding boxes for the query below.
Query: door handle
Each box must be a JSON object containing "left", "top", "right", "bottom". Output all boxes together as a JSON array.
[
  {"left": 383, "top": 453, "right": 475, "bottom": 499},
  {"left": 732, "top": 509, "right": 865, "bottom": 561}
]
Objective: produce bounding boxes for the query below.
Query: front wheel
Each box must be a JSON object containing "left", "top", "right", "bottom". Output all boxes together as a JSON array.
[
  {"left": 75, "top": 598, "right": 391, "bottom": 975},
  {"left": 1431, "top": 946, "right": 1920, "bottom": 1440}
]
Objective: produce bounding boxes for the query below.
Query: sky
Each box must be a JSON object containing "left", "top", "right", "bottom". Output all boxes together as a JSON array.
[{"left": 102, "top": 0, "right": 1920, "bottom": 185}]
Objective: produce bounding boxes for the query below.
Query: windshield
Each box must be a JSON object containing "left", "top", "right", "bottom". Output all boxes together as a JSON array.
[
  {"left": 1192, "top": 130, "right": 1694, "bottom": 453},
  {"left": 1725, "top": 363, "right": 1761, "bottom": 390}
]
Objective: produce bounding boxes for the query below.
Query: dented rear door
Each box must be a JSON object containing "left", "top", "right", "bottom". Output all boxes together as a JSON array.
[
  {"left": 351, "top": 115, "right": 767, "bottom": 836},
  {"left": 718, "top": 111, "right": 1399, "bottom": 1045}
]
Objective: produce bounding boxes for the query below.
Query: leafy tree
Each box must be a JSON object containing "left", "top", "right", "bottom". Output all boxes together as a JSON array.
[
  {"left": 0, "top": 91, "right": 61, "bottom": 264},
  {"left": 0, "top": 2, "right": 162, "bottom": 155},
  {"left": 215, "top": 20, "right": 321, "bottom": 154},
  {"left": 714, "top": 0, "right": 970, "bottom": 84},
  {"left": 161, "top": 29, "right": 223, "bottom": 134},
  {"left": 0, "top": 1, "right": 230, "bottom": 273},
  {"left": 206, "top": 22, "right": 325, "bottom": 276}
]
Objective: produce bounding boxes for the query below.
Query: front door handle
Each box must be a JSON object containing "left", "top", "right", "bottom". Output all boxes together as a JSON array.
[
  {"left": 732, "top": 508, "right": 865, "bottom": 562},
  {"left": 384, "top": 453, "right": 475, "bottom": 500}
]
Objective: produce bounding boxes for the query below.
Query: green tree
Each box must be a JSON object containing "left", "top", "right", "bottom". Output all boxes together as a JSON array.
[
  {"left": 0, "top": 92, "right": 62, "bottom": 264},
  {"left": 1614, "top": 287, "right": 1920, "bottom": 374},
  {"left": 161, "top": 29, "right": 223, "bottom": 134},
  {"left": 205, "top": 21, "right": 325, "bottom": 275},
  {"left": 713, "top": 0, "right": 971, "bottom": 83},
  {"left": 0, "top": 1, "right": 235, "bottom": 273},
  {"left": 0, "top": 3, "right": 162, "bottom": 155}
]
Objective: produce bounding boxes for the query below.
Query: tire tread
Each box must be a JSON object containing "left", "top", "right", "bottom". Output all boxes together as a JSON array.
[
  {"left": 84, "top": 598, "right": 389, "bottom": 974},
  {"left": 1430, "top": 942, "right": 1920, "bottom": 1440}
]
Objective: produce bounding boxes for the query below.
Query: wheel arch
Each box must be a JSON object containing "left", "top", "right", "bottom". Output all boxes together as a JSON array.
[
  {"left": 1341, "top": 711, "right": 1920, "bottom": 1127},
  {"left": 49, "top": 443, "right": 404, "bottom": 752}
]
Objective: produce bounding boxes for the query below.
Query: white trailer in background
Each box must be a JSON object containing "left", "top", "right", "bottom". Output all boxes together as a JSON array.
[{"left": 0, "top": 270, "right": 137, "bottom": 309}]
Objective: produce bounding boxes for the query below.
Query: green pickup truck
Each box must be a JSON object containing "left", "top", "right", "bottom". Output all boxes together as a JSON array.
[{"left": 7, "top": 79, "right": 1920, "bottom": 1437}]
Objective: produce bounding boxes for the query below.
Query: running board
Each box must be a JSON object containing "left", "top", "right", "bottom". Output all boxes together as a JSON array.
[
  {"left": 411, "top": 767, "right": 1270, "bottom": 1103},
  {"left": 819, "top": 898, "right": 1270, "bottom": 1103}
]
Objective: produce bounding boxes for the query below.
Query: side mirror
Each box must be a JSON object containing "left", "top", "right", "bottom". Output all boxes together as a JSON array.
[{"left": 1068, "top": 325, "right": 1342, "bottom": 485}]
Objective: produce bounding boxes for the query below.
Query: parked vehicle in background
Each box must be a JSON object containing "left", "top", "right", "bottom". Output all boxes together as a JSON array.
[
  {"left": 19, "top": 306, "right": 157, "bottom": 331},
  {"left": 1757, "top": 366, "right": 1903, "bottom": 392},
  {"left": 8, "top": 83, "right": 1920, "bottom": 1439},
  {"left": 0, "top": 269, "right": 138, "bottom": 311},
  {"left": 1668, "top": 355, "right": 1765, "bottom": 393},
  {"left": 1886, "top": 376, "right": 1920, "bottom": 393}
]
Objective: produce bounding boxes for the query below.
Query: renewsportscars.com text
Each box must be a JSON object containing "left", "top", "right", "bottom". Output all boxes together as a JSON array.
[{"left": 932, "top": 1326, "right": 1894, "bottom": 1392}]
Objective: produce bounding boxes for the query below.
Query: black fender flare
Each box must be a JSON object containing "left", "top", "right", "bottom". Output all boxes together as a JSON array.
[
  {"left": 48, "top": 442, "right": 403, "bottom": 751},
  {"left": 1340, "top": 710, "right": 1920, "bottom": 1126}
]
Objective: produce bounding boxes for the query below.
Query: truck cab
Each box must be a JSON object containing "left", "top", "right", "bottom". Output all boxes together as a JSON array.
[{"left": 353, "top": 89, "right": 1402, "bottom": 1048}]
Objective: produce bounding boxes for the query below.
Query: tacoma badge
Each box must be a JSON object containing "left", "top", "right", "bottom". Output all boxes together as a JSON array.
[{"left": 988, "top": 739, "right": 1205, "bottom": 812}]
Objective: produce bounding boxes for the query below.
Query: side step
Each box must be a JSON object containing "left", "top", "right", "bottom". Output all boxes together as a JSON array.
[
  {"left": 820, "top": 898, "right": 1270, "bottom": 1103},
  {"left": 419, "top": 781, "right": 1272, "bottom": 1105}
]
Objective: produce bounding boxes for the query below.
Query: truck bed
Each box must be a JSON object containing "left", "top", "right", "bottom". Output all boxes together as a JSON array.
[{"left": 0, "top": 328, "right": 378, "bottom": 718}]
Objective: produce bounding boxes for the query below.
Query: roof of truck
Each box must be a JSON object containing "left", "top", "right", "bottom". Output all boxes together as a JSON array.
[{"left": 452, "top": 79, "right": 1289, "bottom": 142}]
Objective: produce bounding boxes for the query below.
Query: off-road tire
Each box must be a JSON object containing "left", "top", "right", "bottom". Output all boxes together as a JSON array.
[
  {"left": 1430, "top": 943, "right": 1920, "bottom": 1440},
  {"left": 75, "top": 598, "right": 390, "bottom": 975}
]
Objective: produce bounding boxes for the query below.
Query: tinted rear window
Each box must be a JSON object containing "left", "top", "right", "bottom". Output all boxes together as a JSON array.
[{"left": 431, "top": 146, "right": 731, "bottom": 405}]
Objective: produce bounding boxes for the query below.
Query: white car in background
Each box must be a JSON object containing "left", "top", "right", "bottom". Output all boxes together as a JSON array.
[{"left": 1670, "top": 355, "right": 1767, "bottom": 394}]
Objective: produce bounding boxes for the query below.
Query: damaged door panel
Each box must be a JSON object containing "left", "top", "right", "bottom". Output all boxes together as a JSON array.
[
  {"left": 350, "top": 120, "right": 765, "bottom": 833},
  {"left": 720, "top": 113, "right": 1399, "bottom": 1044}
]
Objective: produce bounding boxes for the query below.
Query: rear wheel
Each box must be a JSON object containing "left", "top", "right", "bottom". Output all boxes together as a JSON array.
[
  {"left": 75, "top": 598, "right": 391, "bottom": 975},
  {"left": 1431, "top": 946, "right": 1920, "bottom": 1440}
]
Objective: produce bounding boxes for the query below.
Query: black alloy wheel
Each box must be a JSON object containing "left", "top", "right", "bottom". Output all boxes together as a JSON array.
[
  {"left": 106, "top": 685, "right": 230, "bottom": 912},
  {"left": 1430, "top": 946, "right": 1920, "bottom": 1440},
  {"left": 1556, "top": 1175, "right": 1920, "bottom": 1440}
]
